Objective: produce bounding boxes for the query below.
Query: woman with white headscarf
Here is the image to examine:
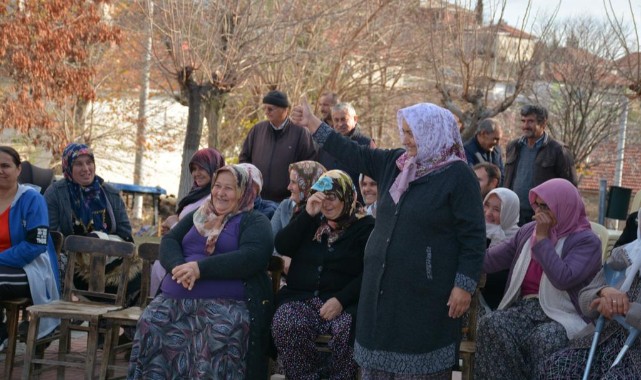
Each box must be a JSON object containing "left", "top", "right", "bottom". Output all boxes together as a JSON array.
[
  {"left": 292, "top": 100, "right": 485, "bottom": 379},
  {"left": 481, "top": 187, "right": 520, "bottom": 311},
  {"left": 540, "top": 208, "right": 641, "bottom": 379}
]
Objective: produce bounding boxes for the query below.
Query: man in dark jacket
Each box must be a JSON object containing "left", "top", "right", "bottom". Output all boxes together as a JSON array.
[
  {"left": 239, "top": 90, "right": 317, "bottom": 202},
  {"left": 464, "top": 118, "right": 504, "bottom": 184},
  {"left": 504, "top": 104, "right": 577, "bottom": 225},
  {"left": 316, "top": 102, "right": 374, "bottom": 202}
]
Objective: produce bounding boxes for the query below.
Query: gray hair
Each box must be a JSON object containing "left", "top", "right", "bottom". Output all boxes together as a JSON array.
[
  {"left": 476, "top": 118, "right": 501, "bottom": 134},
  {"left": 332, "top": 102, "right": 357, "bottom": 117}
]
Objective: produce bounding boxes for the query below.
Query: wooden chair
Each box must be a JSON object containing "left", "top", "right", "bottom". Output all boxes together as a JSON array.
[
  {"left": 22, "top": 235, "right": 136, "bottom": 380},
  {"left": 0, "top": 230, "right": 63, "bottom": 380},
  {"left": 459, "top": 274, "right": 486, "bottom": 380},
  {"left": 99, "top": 242, "right": 159, "bottom": 380}
]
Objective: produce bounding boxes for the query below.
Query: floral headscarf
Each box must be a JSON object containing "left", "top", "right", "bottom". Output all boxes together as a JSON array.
[
  {"left": 389, "top": 103, "right": 465, "bottom": 204},
  {"left": 62, "top": 143, "right": 112, "bottom": 234},
  {"left": 310, "top": 169, "right": 364, "bottom": 244},
  {"left": 193, "top": 165, "right": 257, "bottom": 254},
  {"left": 236, "top": 163, "right": 263, "bottom": 193},
  {"left": 177, "top": 148, "right": 225, "bottom": 215},
  {"left": 289, "top": 161, "right": 327, "bottom": 213}
]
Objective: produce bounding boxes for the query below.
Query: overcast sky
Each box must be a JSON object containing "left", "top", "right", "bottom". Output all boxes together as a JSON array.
[{"left": 496, "top": 0, "right": 640, "bottom": 29}]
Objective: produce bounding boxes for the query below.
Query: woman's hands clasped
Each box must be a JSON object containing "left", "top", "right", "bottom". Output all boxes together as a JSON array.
[
  {"left": 172, "top": 262, "right": 201, "bottom": 291},
  {"left": 590, "top": 286, "right": 630, "bottom": 320}
]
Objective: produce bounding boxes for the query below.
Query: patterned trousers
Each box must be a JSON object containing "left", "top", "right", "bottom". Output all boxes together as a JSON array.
[
  {"left": 474, "top": 298, "right": 569, "bottom": 380},
  {"left": 272, "top": 297, "right": 357, "bottom": 380}
]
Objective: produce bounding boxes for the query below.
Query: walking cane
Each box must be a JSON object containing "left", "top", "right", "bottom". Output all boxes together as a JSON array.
[
  {"left": 610, "top": 303, "right": 641, "bottom": 368},
  {"left": 581, "top": 264, "right": 627, "bottom": 380}
]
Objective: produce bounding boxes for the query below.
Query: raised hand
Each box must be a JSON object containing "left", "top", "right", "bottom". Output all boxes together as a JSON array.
[
  {"left": 291, "top": 95, "right": 322, "bottom": 133},
  {"left": 533, "top": 209, "right": 557, "bottom": 243},
  {"left": 305, "top": 191, "right": 325, "bottom": 217}
]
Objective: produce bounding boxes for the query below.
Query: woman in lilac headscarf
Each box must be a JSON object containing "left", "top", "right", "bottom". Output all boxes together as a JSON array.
[
  {"left": 475, "top": 178, "right": 602, "bottom": 379},
  {"left": 291, "top": 101, "right": 486, "bottom": 379}
]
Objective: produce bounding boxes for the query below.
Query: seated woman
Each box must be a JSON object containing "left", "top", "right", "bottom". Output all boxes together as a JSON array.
[
  {"left": 481, "top": 188, "right": 520, "bottom": 310},
  {"left": 271, "top": 170, "right": 375, "bottom": 379},
  {"left": 128, "top": 165, "right": 274, "bottom": 379},
  {"left": 271, "top": 160, "right": 326, "bottom": 274},
  {"left": 540, "top": 216, "right": 641, "bottom": 379},
  {"left": 236, "top": 163, "right": 279, "bottom": 219},
  {"left": 151, "top": 147, "right": 225, "bottom": 296},
  {"left": 44, "top": 143, "right": 140, "bottom": 306},
  {"left": 359, "top": 174, "right": 377, "bottom": 217},
  {"left": 475, "top": 178, "right": 602, "bottom": 380},
  {"left": 0, "top": 146, "right": 60, "bottom": 344}
]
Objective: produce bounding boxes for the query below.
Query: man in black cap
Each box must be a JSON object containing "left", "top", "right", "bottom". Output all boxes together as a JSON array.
[{"left": 239, "top": 90, "right": 317, "bottom": 202}]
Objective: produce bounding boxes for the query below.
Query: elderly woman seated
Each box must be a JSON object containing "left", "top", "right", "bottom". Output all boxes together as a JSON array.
[
  {"left": 128, "top": 165, "right": 274, "bottom": 379},
  {"left": 481, "top": 188, "right": 520, "bottom": 311},
  {"left": 474, "top": 178, "right": 602, "bottom": 380},
  {"left": 540, "top": 208, "right": 641, "bottom": 379},
  {"left": 271, "top": 170, "right": 375, "bottom": 379}
]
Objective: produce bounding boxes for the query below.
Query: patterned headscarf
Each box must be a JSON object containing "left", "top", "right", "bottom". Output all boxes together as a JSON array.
[
  {"left": 528, "top": 178, "right": 591, "bottom": 245},
  {"left": 62, "top": 143, "right": 111, "bottom": 234},
  {"left": 193, "top": 165, "right": 257, "bottom": 254},
  {"left": 389, "top": 103, "right": 465, "bottom": 204},
  {"left": 177, "top": 148, "right": 225, "bottom": 215},
  {"left": 236, "top": 163, "right": 263, "bottom": 193},
  {"left": 310, "top": 169, "right": 364, "bottom": 245},
  {"left": 289, "top": 161, "right": 327, "bottom": 213}
]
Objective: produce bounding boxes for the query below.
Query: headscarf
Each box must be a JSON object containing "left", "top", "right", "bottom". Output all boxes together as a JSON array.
[
  {"left": 390, "top": 103, "right": 465, "bottom": 204},
  {"left": 485, "top": 188, "right": 520, "bottom": 247},
  {"left": 609, "top": 208, "right": 641, "bottom": 292},
  {"left": 289, "top": 161, "right": 327, "bottom": 213},
  {"left": 236, "top": 163, "right": 263, "bottom": 193},
  {"left": 528, "top": 178, "right": 591, "bottom": 245},
  {"left": 62, "top": 143, "right": 110, "bottom": 234},
  {"left": 310, "top": 169, "right": 365, "bottom": 245},
  {"left": 176, "top": 148, "right": 225, "bottom": 215},
  {"left": 193, "top": 165, "right": 256, "bottom": 254}
]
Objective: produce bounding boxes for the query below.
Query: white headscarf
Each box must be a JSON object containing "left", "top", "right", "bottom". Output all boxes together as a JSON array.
[
  {"left": 614, "top": 208, "right": 641, "bottom": 292},
  {"left": 484, "top": 188, "right": 520, "bottom": 247}
]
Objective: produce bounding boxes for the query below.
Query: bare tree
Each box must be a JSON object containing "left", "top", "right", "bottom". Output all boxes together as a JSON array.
[
  {"left": 415, "top": 0, "right": 556, "bottom": 140},
  {"left": 527, "top": 18, "right": 628, "bottom": 172},
  {"left": 605, "top": 0, "right": 641, "bottom": 99}
]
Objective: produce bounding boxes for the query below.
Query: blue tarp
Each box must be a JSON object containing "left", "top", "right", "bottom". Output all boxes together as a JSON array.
[{"left": 107, "top": 183, "right": 167, "bottom": 196}]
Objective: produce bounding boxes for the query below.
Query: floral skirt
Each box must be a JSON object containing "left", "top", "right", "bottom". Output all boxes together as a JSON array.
[{"left": 128, "top": 295, "right": 250, "bottom": 379}]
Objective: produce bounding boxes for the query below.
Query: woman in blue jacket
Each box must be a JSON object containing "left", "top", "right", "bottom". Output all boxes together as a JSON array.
[{"left": 0, "top": 146, "right": 59, "bottom": 347}]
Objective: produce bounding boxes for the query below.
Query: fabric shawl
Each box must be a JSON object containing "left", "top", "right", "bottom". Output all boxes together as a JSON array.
[
  {"left": 310, "top": 169, "right": 365, "bottom": 245},
  {"left": 289, "top": 160, "right": 327, "bottom": 213},
  {"left": 193, "top": 165, "right": 256, "bottom": 254},
  {"left": 177, "top": 148, "right": 225, "bottom": 215},
  {"left": 612, "top": 207, "right": 641, "bottom": 292},
  {"left": 485, "top": 188, "right": 520, "bottom": 247},
  {"left": 389, "top": 103, "right": 465, "bottom": 204},
  {"left": 61, "top": 143, "right": 111, "bottom": 234}
]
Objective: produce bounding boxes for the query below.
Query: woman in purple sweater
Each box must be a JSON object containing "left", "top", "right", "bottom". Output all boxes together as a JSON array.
[{"left": 474, "top": 178, "right": 602, "bottom": 380}]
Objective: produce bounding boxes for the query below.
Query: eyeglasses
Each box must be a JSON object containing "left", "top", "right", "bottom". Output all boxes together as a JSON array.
[
  {"left": 323, "top": 193, "right": 338, "bottom": 202},
  {"left": 533, "top": 201, "right": 550, "bottom": 212}
]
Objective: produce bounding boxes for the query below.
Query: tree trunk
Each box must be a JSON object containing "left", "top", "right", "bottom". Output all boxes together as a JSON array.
[
  {"left": 178, "top": 84, "right": 204, "bottom": 199},
  {"left": 205, "top": 92, "right": 227, "bottom": 149},
  {"left": 133, "top": 0, "right": 153, "bottom": 220}
]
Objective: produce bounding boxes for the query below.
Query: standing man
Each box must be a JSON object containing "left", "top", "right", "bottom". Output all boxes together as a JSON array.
[
  {"left": 316, "top": 102, "right": 374, "bottom": 201},
  {"left": 464, "top": 118, "right": 504, "bottom": 183},
  {"left": 473, "top": 162, "right": 501, "bottom": 200},
  {"left": 318, "top": 92, "right": 340, "bottom": 127},
  {"left": 239, "top": 90, "right": 317, "bottom": 202},
  {"left": 504, "top": 105, "right": 577, "bottom": 225}
]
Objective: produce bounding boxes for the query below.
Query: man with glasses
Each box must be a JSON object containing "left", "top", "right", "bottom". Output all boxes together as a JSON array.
[
  {"left": 239, "top": 90, "right": 317, "bottom": 202},
  {"left": 504, "top": 105, "right": 577, "bottom": 226}
]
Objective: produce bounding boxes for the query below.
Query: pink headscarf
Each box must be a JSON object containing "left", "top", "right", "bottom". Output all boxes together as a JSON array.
[
  {"left": 528, "top": 178, "right": 591, "bottom": 245},
  {"left": 389, "top": 103, "right": 465, "bottom": 204}
]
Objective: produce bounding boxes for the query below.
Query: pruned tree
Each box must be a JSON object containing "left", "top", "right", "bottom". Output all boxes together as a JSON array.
[
  {"left": 527, "top": 17, "right": 629, "bottom": 172},
  {"left": 148, "top": 0, "right": 275, "bottom": 198},
  {"left": 415, "top": 0, "right": 556, "bottom": 140},
  {"left": 0, "top": 0, "right": 121, "bottom": 157},
  {"left": 605, "top": 0, "right": 641, "bottom": 99}
]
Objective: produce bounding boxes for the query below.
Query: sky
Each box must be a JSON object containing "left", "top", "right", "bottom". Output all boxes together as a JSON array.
[{"left": 494, "top": 0, "right": 641, "bottom": 32}]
